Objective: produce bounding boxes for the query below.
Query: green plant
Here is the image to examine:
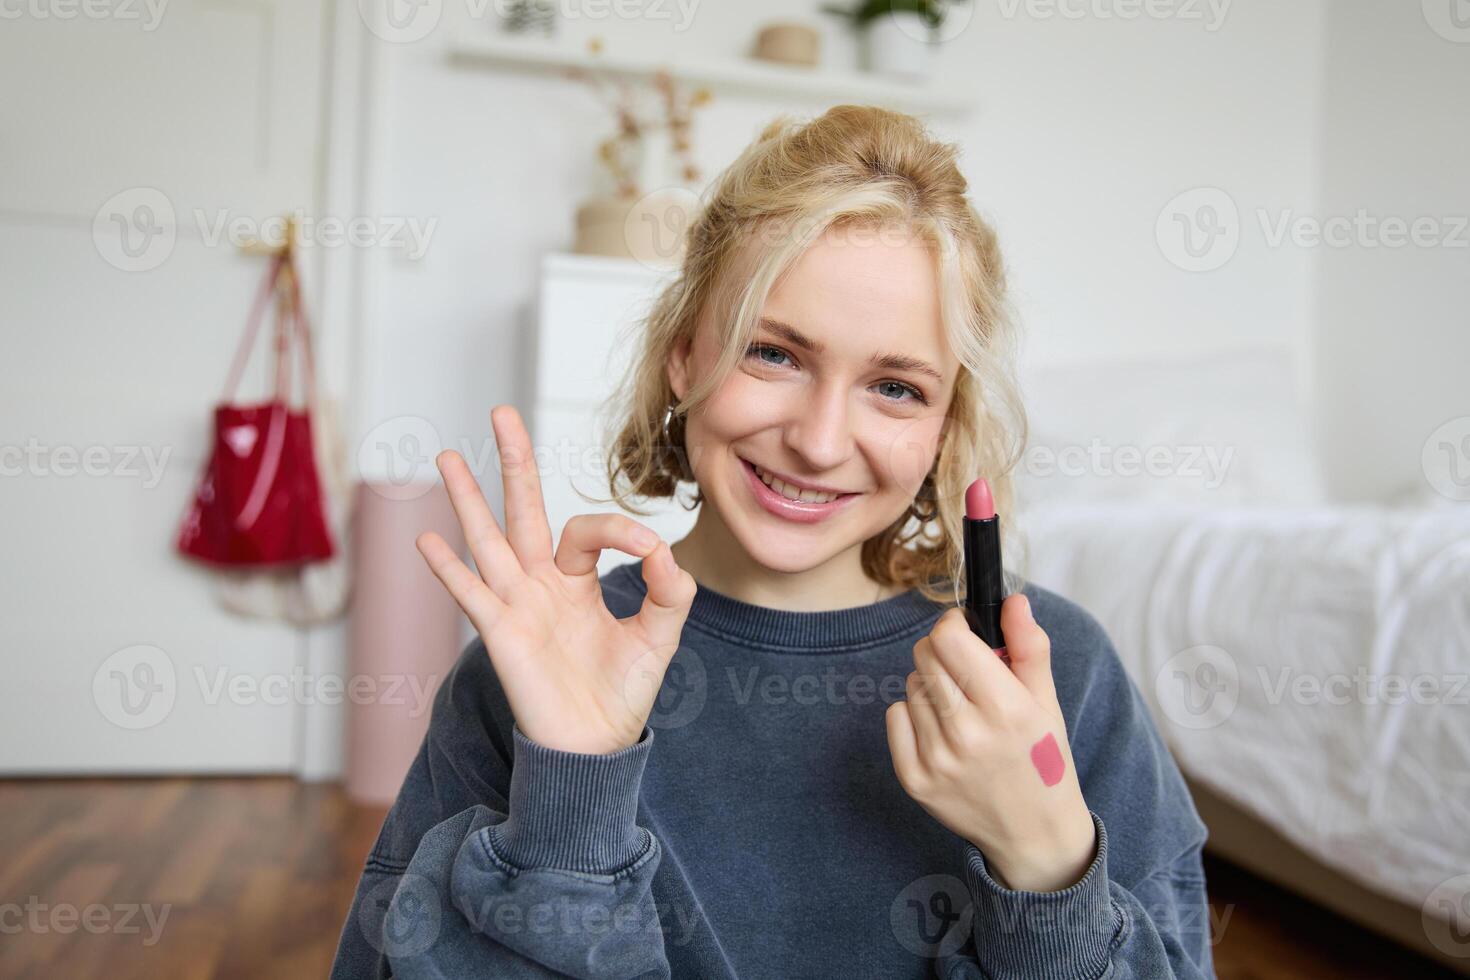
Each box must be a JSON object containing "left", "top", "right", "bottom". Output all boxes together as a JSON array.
[{"left": 820, "top": 0, "right": 969, "bottom": 30}]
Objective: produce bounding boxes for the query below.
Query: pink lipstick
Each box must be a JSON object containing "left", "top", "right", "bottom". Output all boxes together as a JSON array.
[{"left": 962, "top": 476, "right": 1009, "bottom": 661}]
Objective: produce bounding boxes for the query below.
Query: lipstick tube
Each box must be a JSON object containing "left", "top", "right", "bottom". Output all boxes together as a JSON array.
[{"left": 962, "top": 478, "right": 1009, "bottom": 660}]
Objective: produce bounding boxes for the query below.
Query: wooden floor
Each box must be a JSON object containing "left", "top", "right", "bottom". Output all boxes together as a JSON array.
[{"left": 0, "top": 777, "right": 1458, "bottom": 979}]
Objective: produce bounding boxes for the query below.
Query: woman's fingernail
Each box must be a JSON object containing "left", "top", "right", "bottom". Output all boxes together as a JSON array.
[
  {"left": 1021, "top": 595, "right": 1034, "bottom": 622},
  {"left": 661, "top": 545, "right": 678, "bottom": 574},
  {"left": 634, "top": 528, "right": 658, "bottom": 549}
]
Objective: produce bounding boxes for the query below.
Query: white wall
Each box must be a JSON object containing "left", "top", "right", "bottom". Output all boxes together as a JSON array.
[
  {"left": 0, "top": 0, "right": 340, "bottom": 775},
  {"left": 1314, "top": 0, "right": 1470, "bottom": 503},
  {"left": 962, "top": 1, "right": 1325, "bottom": 368}
]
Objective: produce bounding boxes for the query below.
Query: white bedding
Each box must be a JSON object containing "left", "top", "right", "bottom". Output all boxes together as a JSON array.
[{"left": 1021, "top": 500, "right": 1470, "bottom": 910}]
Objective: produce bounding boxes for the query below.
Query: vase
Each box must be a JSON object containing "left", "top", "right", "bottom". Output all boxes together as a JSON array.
[
  {"left": 859, "top": 11, "right": 933, "bottom": 79},
  {"left": 573, "top": 124, "right": 694, "bottom": 268}
]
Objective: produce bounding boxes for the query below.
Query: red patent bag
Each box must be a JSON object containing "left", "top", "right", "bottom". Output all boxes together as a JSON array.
[{"left": 176, "top": 249, "right": 336, "bottom": 567}]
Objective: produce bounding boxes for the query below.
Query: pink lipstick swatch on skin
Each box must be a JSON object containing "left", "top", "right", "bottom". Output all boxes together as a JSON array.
[{"left": 1030, "top": 733, "right": 1065, "bottom": 787}]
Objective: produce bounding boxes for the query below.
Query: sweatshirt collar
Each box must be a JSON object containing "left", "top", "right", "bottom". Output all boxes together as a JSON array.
[{"left": 614, "top": 559, "right": 947, "bottom": 653}]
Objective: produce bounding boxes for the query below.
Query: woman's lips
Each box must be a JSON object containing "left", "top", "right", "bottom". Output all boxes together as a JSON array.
[{"left": 739, "top": 458, "right": 860, "bottom": 524}]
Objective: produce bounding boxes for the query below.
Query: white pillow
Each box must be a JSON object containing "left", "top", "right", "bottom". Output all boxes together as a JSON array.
[{"left": 1013, "top": 347, "right": 1327, "bottom": 509}]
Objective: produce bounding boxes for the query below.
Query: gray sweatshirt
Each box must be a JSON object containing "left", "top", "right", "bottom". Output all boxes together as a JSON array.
[{"left": 331, "top": 558, "right": 1216, "bottom": 978}]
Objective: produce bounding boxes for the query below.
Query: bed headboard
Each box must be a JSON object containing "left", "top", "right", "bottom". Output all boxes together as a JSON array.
[{"left": 1015, "top": 345, "right": 1326, "bottom": 511}]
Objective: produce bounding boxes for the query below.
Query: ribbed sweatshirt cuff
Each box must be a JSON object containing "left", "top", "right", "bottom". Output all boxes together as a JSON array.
[
  {"left": 488, "top": 722, "right": 655, "bottom": 875},
  {"left": 964, "top": 810, "right": 1126, "bottom": 979}
]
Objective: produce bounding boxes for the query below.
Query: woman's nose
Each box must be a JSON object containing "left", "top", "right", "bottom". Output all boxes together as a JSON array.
[{"left": 781, "top": 383, "right": 854, "bottom": 472}]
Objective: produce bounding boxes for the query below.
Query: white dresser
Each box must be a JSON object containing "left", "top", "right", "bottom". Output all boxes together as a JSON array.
[{"left": 529, "top": 252, "right": 699, "bottom": 575}]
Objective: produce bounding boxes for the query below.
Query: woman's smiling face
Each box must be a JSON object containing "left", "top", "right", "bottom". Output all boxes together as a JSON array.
[{"left": 668, "top": 225, "right": 960, "bottom": 574}]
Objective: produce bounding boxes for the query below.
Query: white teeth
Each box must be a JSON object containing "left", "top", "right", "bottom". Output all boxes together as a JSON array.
[{"left": 753, "top": 464, "right": 840, "bottom": 504}]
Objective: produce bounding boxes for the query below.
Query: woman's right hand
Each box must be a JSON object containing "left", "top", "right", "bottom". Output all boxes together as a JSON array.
[{"left": 415, "top": 404, "right": 698, "bottom": 755}]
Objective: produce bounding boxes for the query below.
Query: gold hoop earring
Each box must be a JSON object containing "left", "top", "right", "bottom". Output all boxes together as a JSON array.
[
  {"left": 909, "top": 472, "right": 939, "bottom": 523},
  {"left": 660, "top": 400, "right": 694, "bottom": 482}
]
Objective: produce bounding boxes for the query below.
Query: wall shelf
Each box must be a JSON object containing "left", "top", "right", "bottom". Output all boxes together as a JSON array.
[{"left": 448, "top": 33, "right": 974, "bottom": 116}]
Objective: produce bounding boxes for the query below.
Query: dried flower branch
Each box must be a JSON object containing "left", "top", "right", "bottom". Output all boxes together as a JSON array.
[{"left": 565, "top": 38, "right": 713, "bottom": 196}]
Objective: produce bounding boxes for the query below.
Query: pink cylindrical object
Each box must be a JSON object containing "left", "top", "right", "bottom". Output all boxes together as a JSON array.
[{"left": 345, "top": 481, "right": 467, "bottom": 805}]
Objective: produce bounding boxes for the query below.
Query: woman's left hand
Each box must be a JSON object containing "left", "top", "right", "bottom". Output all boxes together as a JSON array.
[{"left": 886, "top": 593, "right": 1098, "bottom": 893}]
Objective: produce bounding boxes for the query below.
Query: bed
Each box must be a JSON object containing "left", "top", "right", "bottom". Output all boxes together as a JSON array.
[{"left": 1014, "top": 347, "right": 1470, "bottom": 970}]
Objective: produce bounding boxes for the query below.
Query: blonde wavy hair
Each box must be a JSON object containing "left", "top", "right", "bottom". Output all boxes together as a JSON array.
[{"left": 586, "top": 104, "right": 1027, "bottom": 606}]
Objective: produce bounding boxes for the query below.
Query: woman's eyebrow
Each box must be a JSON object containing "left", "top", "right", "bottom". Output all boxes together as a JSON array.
[{"left": 758, "top": 316, "right": 944, "bottom": 384}]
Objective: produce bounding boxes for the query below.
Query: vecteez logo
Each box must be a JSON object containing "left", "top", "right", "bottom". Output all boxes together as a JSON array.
[
  {"left": 93, "top": 645, "right": 178, "bottom": 730},
  {"left": 1155, "top": 187, "right": 1240, "bottom": 272},
  {"left": 1423, "top": 416, "right": 1470, "bottom": 501},
  {"left": 1157, "top": 187, "right": 1468, "bottom": 272},
  {"left": 889, "top": 874, "right": 973, "bottom": 958},
  {"left": 995, "top": 0, "right": 1231, "bottom": 32},
  {"left": 358, "top": 0, "right": 443, "bottom": 43},
  {"left": 0, "top": 0, "right": 170, "bottom": 30},
  {"left": 92, "top": 192, "right": 439, "bottom": 272},
  {"left": 358, "top": 415, "right": 445, "bottom": 501},
  {"left": 1422, "top": 0, "right": 1470, "bottom": 43},
  {"left": 357, "top": 0, "right": 704, "bottom": 41},
  {"left": 891, "top": 0, "right": 975, "bottom": 44},
  {"left": 194, "top": 209, "right": 438, "bottom": 259},
  {"left": 93, "top": 188, "right": 177, "bottom": 273},
  {"left": 622, "top": 644, "right": 706, "bottom": 731},
  {"left": 1422, "top": 873, "right": 1470, "bottom": 958},
  {"left": 360, "top": 873, "right": 443, "bottom": 958},
  {"left": 1153, "top": 644, "right": 1239, "bottom": 730},
  {"left": 91, "top": 644, "right": 442, "bottom": 730}
]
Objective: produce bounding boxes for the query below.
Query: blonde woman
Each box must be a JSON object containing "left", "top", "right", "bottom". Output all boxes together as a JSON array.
[{"left": 333, "top": 105, "right": 1214, "bottom": 979}]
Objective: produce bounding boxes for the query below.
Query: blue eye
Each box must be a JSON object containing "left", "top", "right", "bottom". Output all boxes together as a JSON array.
[
  {"left": 745, "top": 343, "right": 791, "bottom": 367},
  {"left": 744, "top": 343, "right": 929, "bottom": 406},
  {"left": 877, "top": 380, "right": 927, "bottom": 405}
]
